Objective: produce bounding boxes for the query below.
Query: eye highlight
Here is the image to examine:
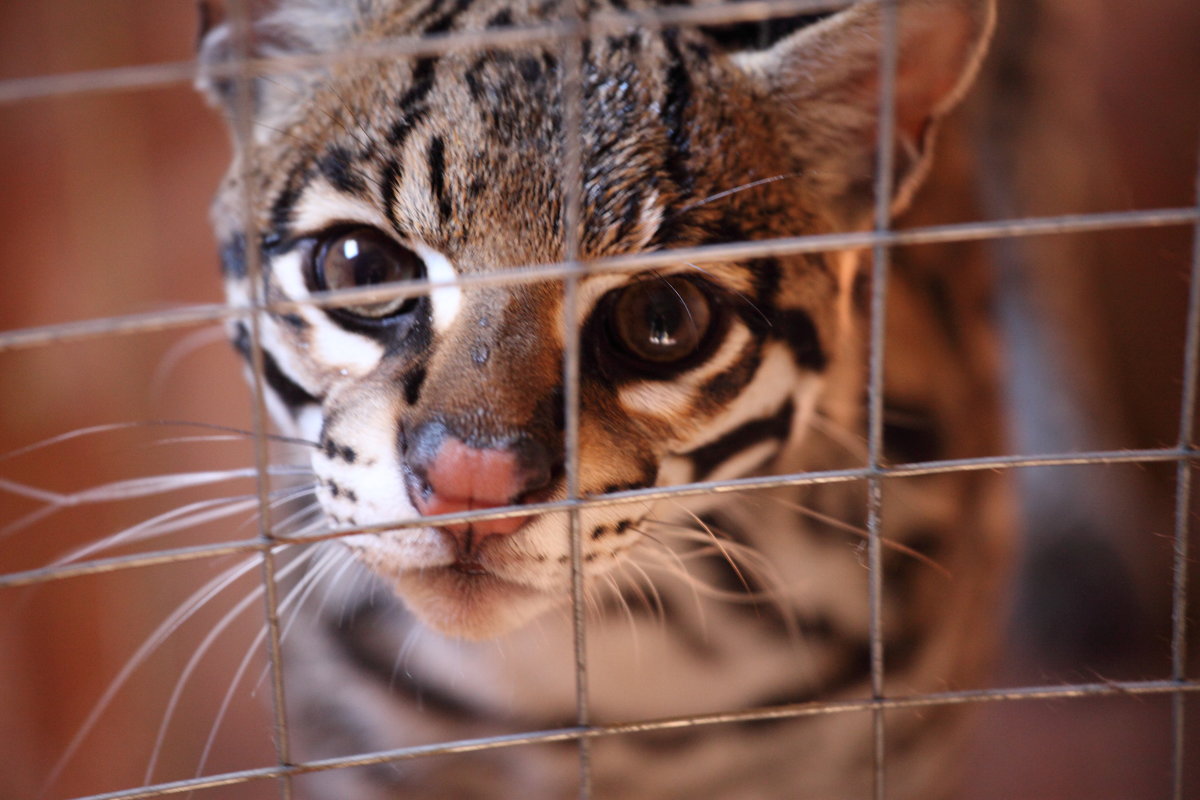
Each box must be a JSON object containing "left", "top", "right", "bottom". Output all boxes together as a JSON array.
[
  {"left": 603, "top": 276, "right": 719, "bottom": 371},
  {"left": 309, "top": 226, "right": 425, "bottom": 320}
]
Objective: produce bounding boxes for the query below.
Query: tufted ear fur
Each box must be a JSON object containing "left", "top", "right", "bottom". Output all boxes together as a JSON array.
[
  {"left": 735, "top": 0, "right": 996, "bottom": 228},
  {"left": 195, "top": 0, "right": 361, "bottom": 134}
]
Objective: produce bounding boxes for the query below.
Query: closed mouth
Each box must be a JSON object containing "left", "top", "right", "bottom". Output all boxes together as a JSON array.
[{"left": 451, "top": 559, "right": 490, "bottom": 576}]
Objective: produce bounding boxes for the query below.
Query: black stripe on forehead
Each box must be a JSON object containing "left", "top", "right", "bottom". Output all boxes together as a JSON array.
[
  {"left": 422, "top": 0, "right": 475, "bottom": 35},
  {"left": 427, "top": 136, "right": 453, "bottom": 224},
  {"left": 388, "top": 56, "right": 438, "bottom": 147},
  {"left": 409, "top": 0, "right": 475, "bottom": 36},
  {"left": 379, "top": 158, "right": 403, "bottom": 231},
  {"left": 270, "top": 161, "right": 311, "bottom": 236},
  {"left": 659, "top": 29, "right": 693, "bottom": 195},
  {"left": 316, "top": 145, "right": 368, "bottom": 195}
]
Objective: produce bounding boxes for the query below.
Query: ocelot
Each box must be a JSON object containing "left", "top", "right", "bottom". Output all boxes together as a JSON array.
[{"left": 197, "top": 0, "right": 1010, "bottom": 796}]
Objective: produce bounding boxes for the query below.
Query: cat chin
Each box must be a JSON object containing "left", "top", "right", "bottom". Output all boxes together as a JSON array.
[{"left": 389, "top": 566, "right": 561, "bottom": 640}]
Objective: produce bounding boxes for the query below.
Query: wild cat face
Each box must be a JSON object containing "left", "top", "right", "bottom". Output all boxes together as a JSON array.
[{"left": 199, "top": 0, "right": 994, "bottom": 637}]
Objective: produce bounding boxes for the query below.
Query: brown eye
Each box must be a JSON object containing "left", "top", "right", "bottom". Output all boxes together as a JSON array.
[
  {"left": 608, "top": 277, "right": 714, "bottom": 366},
  {"left": 312, "top": 226, "right": 425, "bottom": 319}
]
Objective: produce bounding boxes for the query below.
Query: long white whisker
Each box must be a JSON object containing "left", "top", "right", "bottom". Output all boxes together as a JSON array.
[
  {"left": 43, "top": 555, "right": 262, "bottom": 795},
  {"left": 280, "top": 519, "right": 329, "bottom": 541},
  {"left": 51, "top": 483, "right": 318, "bottom": 567},
  {"left": 144, "top": 545, "right": 315, "bottom": 783},
  {"left": 673, "top": 504, "right": 753, "bottom": 595},
  {"left": 619, "top": 557, "right": 666, "bottom": 624},
  {"left": 144, "top": 581, "right": 265, "bottom": 783},
  {"left": 3, "top": 466, "right": 315, "bottom": 540},
  {"left": 54, "top": 496, "right": 259, "bottom": 566},
  {"left": 0, "top": 477, "right": 64, "bottom": 504},
  {"left": 601, "top": 570, "right": 643, "bottom": 658},
  {"left": 646, "top": 520, "right": 791, "bottom": 596},
  {"left": 251, "top": 545, "right": 357, "bottom": 694},
  {"left": 628, "top": 527, "right": 705, "bottom": 632},
  {"left": 764, "top": 494, "right": 951, "bottom": 579},
  {"left": 150, "top": 327, "right": 229, "bottom": 400},
  {"left": 0, "top": 420, "right": 320, "bottom": 465},
  {"left": 280, "top": 546, "right": 349, "bottom": 642},
  {"left": 193, "top": 545, "right": 341, "bottom": 780},
  {"left": 270, "top": 494, "right": 323, "bottom": 538},
  {"left": 0, "top": 422, "right": 150, "bottom": 462},
  {"left": 675, "top": 173, "right": 799, "bottom": 215}
]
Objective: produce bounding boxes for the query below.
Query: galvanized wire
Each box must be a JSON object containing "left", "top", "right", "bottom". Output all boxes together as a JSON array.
[
  {"left": 1168, "top": 116, "right": 1200, "bottom": 800},
  {"left": 6, "top": 444, "right": 1200, "bottom": 591},
  {"left": 55, "top": 678, "right": 1200, "bottom": 800},
  {"left": 866, "top": 3, "right": 901, "bottom": 797},
  {"left": 3, "top": 207, "right": 1197, "bottom": 353},
  {"left": 557, "top": 3, "right": 593, "bottom": 794},
  {"left": 225, "top": 0, "right": 295, "bottom": 794}
]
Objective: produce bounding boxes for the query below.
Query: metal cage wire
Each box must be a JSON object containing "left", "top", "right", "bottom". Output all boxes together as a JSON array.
[{"left": 1, "top": 0, "right": 1198, "bottom": 798}]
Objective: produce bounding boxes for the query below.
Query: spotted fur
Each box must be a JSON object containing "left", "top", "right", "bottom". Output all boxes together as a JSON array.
[{"left": 199, "top": 0, "right": 1009, "bottom": 797}]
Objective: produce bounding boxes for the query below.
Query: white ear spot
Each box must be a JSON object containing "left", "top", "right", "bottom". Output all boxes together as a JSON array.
[{"left": 414, "top": 243, "right": 461, "bottom": 333}]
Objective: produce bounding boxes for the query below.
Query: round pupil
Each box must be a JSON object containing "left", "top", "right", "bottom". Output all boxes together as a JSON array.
[
  {"left": 341, "top": 236, "right": 387, "bottom": 284},
  {"left": 318, "top": 227, "right": 423, "bottom": 318},
  {"left": 612, "top": 279, "right": 712, "bottom": 364}
]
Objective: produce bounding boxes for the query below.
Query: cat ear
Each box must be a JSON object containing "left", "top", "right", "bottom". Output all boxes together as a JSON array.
[
  {"left": 734, "top": 0, "right": 995, "bottom": 227},
  {"left": 195, "top": 0, "right": 358, "bottom": 128}
]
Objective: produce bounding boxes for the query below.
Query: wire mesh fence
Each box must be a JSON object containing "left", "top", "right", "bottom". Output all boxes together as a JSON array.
[{"left": 1, "top": 1, "right": 1198, "bottom": 798}]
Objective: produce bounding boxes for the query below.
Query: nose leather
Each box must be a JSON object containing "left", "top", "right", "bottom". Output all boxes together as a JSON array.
[
  {"left": 407, "top": 422, "right": 553, "bottom": 541},
  {"left": 414, "top": 438, "right": 531, "bottom": 537}
]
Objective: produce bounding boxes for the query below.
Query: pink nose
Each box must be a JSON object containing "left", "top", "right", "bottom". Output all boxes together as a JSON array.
[{"left": 412, "top": 437, "right": 533, "bottom": 538}]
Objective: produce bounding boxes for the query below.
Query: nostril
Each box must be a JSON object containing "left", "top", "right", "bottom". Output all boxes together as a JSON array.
[{"left": 402, "top": 420, "right": 450, "bottom": 479}]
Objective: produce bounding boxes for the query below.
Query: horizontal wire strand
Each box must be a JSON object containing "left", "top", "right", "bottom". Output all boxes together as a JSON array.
[
  {"left": 2, "top": 207, "right": 1198, "bottom": 354},
  {"left": 6, "top": 443, "right": 1198, "bottom": 589},
  {"left": 56, "top": 678, "right": 1200, "bottom": 800},
  {"left": 0, "top": 0, "right": 853, "bottom": 105}
]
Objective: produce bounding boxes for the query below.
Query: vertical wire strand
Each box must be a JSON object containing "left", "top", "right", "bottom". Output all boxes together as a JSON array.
[
  {"left": 559, "top": 3, "right": 592, "bottom": 796},
  {"left": 226, "top": 3, "right": 294, "bottom": 796},
  {"left": 1169, "top": 125, "right": 1200, "bottom": 800},
  {"left": 868, "top": 2, "right": 901, "bottom": 797}
]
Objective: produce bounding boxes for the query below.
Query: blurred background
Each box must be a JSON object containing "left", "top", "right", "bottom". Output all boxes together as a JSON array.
[{"left": 0, "top": 2, "right": 1197, "bottom": 798}]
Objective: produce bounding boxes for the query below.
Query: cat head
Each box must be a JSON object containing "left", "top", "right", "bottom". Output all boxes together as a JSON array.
[{"left": 198, "top": 0, "right": 994, "bottom": 638}]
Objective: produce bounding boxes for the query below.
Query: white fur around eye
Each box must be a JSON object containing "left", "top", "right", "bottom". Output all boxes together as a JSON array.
[
  {"left": 615, "top": 324, "right": 756, "bottom": 420},
  {"left": 307, "top": 310, "right": 386, "bottom": 373},
  {"left": 413, "top": 243, "right": 461, "bottom": 333},
  {"left": 619, "top": 380, "right": 693, "bottom": 418},
  {"left": 270, "top": 250, "right": 311, "bottom": 300},
  {"left": 265, "top": 250, "right": 385, "bottom": 376},
  {"left": 294, "top": 181, "right": 394, "bottom": 235}
]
